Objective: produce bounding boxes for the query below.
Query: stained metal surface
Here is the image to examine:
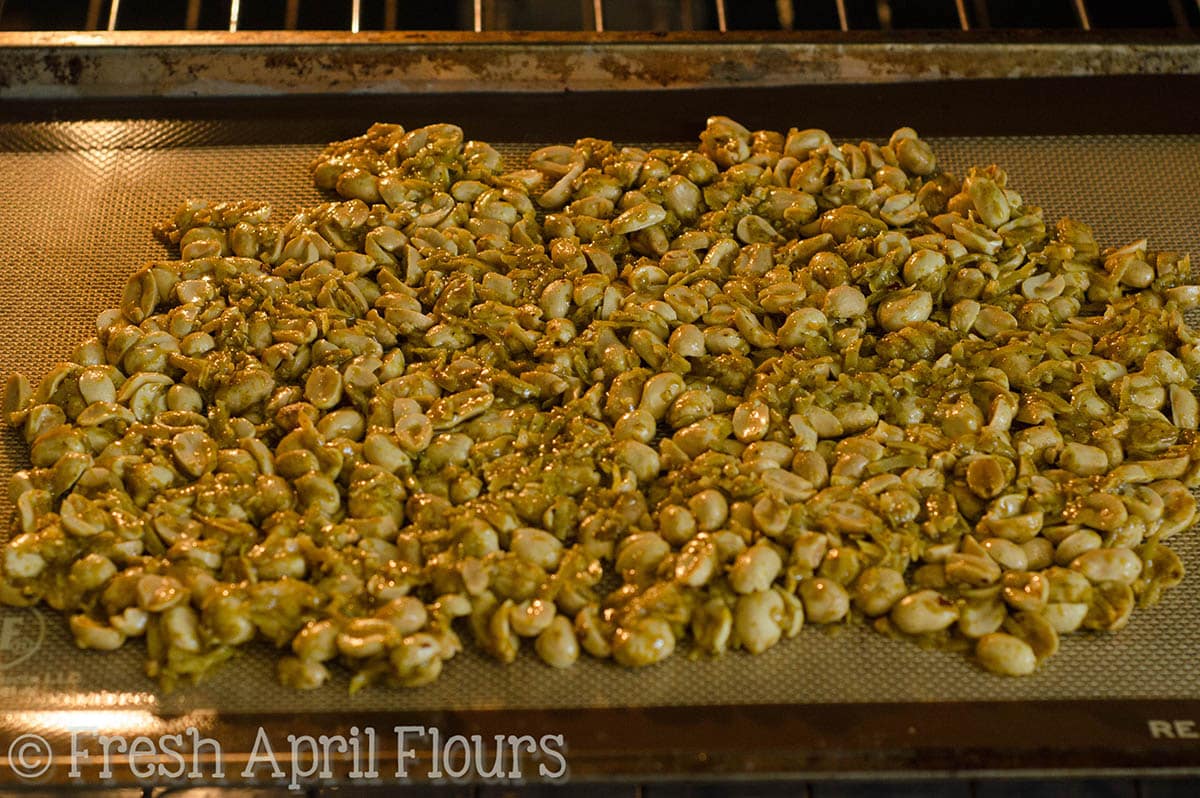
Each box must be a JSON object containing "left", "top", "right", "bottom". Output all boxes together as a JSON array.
[{"left": 0, "top": 31, "right": 1197, "bottom": 99}]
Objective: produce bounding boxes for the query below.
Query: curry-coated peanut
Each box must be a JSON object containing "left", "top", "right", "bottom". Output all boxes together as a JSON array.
[
  {"left": 732, "top": 400, "right": 770, "bottom": 442},
  {"left": 798, "top": 577, "right": 850, "bottom": 623},
  {"left": 510, "top": 527, "right": 563, "bottom": 571},
  {"left": 1054, "top": 529, "right": 1103, "bottom": 566},
  {"left": 612, "top": 616, "right": 675, "bottom": 667},
  {"left": 615, "top": 532, "right": 670, "bottom": 582},
  {"left": 1001, "top": 571, "right": 1049, "bottom": 612},
  {"left": 688, "top": 489, "right": 729, "bottom": 531},
  {"left": 1070, "top": 547, "right": 1143, "bottom": 585},
  {"left": 658, "top": 504, "right": 698, "bottom": 546},
  {"left": 70, "top": 614, "right": 126, "bottom": 651},
  {"left": 728, "top": 542, "right": 783, "bottom": 594},
  {"left": 535, "top": 615, "right": 579, "bottom": 668},
  {"left": 734, "top": 589, "right": 784, "bottom": 654},
  {"left": 823, "top": 285, "right": 868, "bottom": 319},
  {"left": 851, "top": 566, "right": 906, "bottom": 616},
  {"left": 877, "top": 290, "right": 933, "bottom": 332},
  {"left": 675, "top": 536, "right": 718, "bottom": 587},
  {"left": 1020, "top": 538, "right": 1055, "bottom": 571},
  {"left": 613, "top": 409, "right": 657, "bottom": 443},
  {"left": 957, "top": 589, "right": 1006, "bottom": 638},
  {"left": 1042, "top": 601, "right": 1089, "bottom": 634},
  {"left": 162, "top": 605, "right": 202, "bottom": 653},
  {"left": 789, "top": 532, "right": 828, "bottom": 574},
  {"left": 976, "top": 632, "right": 1036, "bottom": 676},
  {"left": 1058, "top": 442, "right": 1109, "bottom": 476},
  {"left": 981, "top": 537, "right": 1028, "bottom": 571},
  {"left": 292, "top": 619, "right": 340, "bottom": 662},
  {"left": 890, "top": 589, "right": 959, "bottom": 634}
]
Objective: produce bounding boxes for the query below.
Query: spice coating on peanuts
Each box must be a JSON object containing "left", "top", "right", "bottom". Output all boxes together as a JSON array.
[{"left": 1, "top": 117, "right": 1195, "bottom": 690}]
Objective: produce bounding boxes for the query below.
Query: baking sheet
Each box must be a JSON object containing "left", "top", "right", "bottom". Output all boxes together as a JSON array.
[{"left": 0, "top": 121, "right": 1198, "bottom": 715}]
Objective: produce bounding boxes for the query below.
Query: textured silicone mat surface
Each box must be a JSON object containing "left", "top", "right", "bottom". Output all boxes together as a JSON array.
[{"left": 0, "top": 121, "right": 1197, "bottom": 715}]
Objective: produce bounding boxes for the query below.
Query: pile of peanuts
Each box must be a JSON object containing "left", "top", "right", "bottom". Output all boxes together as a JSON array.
[{"left": 1, "top": 117, "right": 1196, "bottom": 689}]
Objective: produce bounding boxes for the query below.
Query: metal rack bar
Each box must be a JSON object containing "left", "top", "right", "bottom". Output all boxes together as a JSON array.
[
  {"left": 680, "top": 0, "right": 693, "bottom": 30},
  {"left": 18, "top": 0, "right": 1200, "bottom": 36},
  {"left": 972, "top": 0, "right": 990, "bottom": 29},
  {"left": 777, "top": 0, "right": 794, "bottom": 30},
  {"left": 85, "top": 0, "right": 103, "bottom": 30},
  {"left": 1073, "top": 0, "right": 1092, "bottom": 30},
  {"left": 1167, "top": 0, "right": 1189, "bottom": 28},
  {"left": 877, "top": 0, "right": 892, "bottom": 30},
  {"left": 185, "top": 0, "right": 201, "bottom": 29}
]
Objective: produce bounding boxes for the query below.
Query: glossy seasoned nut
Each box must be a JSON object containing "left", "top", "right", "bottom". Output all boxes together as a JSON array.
[
  {"left": 136, "top": 574, "right": 186, "bottom": 612},
  {"left": 658, "top": 504, "right": 698, "bottom": 546},
  {"left": 1001, "top": 571, "right": 1049, "bottom": 612},
  {"left": 728, "top": 542, "right": 783, "bottom": 594},
  {"left": 675, "top": 536, "right": 718, "bottom": 587},
  {"left": 536, "top": 615, "right": 579, "bottom": 668},
  {"left": 891, "top": 590, "right": 959, "bottom": 635},
  {"left": 510, "top": 598, "right": 556, "bottom": 637},
  {"left": 852, "top": 566, "right": 906, "bottom": 616},
  {"left": 895, "top": 135, "right": 936, "bottom": 175},
  {"left": 1055, "top": 529, "right": 1102, "bottom": 566},
  {"left": 945, "top": 550, "right": 1001, "bottom": 587},
  {"left": 510, "top": 527, "right": 563, "bottom": 571},
  {"left": 823, "top": 285, "right": 868, "bottom": 319},
  {"left": 958, "top": 591, "right": 1006, "bottom": 639},
  {"left": 300, "top": 365, "right": 343, "bottom": 410},
  {"left": 732, "top": 400, "right": 770, "bottom": 443},
  {"left": 1071, "top": 493, "right": 1128, "bottom": 533},
  {"left": 1083, "top": 581, "right": 1135, "bottom": 631},
  {"left": 171, "top": 429, "right": 217, "bottom": 479},
  {"left": 612, "top": 616, "right": 675, "bottom": 667},
  {"left": 965, "top": 456, "right": 1014, "bottom": 499},
  {"left": 278, "top": 656, "right": 329, "bottom": 690},
  {"left": 689, "top": 489, "right": 729, "bottom": 532},
  {"left": 159, "top": 604, "right": 201, "bottom": 653},
  {"left": 613, "top": 439, "right": 661, "bottom": 483},
  {"left": 734, "top": 589, "right": 784, "bottom": 654},
  {"left": 798, "top": 577, "right": 850, "bottom": 624},
  {"left": 877, "top": 291, "right": 933, "bottom": 332},
  {"left": 1058, "top": 442, "right": 1108, "bottom": 476},
  {"left": 692, "top": 598, "right": 734, "bottom": 655},
  {"left": 70, "top": 615, "right": 126, "bottom": 651},
  {"left": 1070, "top": 548, "right": 1142, "bottom": 585},
  {"left": 69, "top": 553, "right": 117, "bottom": 592},
  {"left": 1005, "top": 610, "right": 1059, "bottom": 661},
  {"left": 391, "top": 633, "right": 443, "bottom": 686},
  {"left": 976, "top": 632, "right": 1036, "bottom": 676},
  {"left": 616, "top": 532, "right": 670, "bottom": 582},
  {"left": 982, "top": 538, "right": 1028, "bottom": 572},
  {"left": 1043, "top": 602, "right": 1089, "bottom": 634}
]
